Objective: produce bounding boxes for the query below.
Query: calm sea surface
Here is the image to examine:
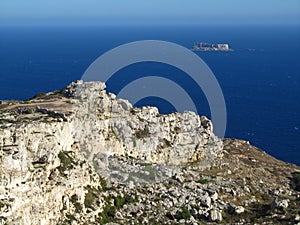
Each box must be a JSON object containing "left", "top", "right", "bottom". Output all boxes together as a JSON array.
[{"left": 0, "top": 25, "right": 299, "bottom": 165}]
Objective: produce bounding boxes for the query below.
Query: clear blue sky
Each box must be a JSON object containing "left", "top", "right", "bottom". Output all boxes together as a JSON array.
[{"left": 0, "top": 0, "right": 299, "bottom": 26}]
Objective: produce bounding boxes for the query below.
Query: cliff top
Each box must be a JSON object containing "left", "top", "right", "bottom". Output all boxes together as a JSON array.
[{"left": 0, "top": 81, "right": 299, "bottom": 224}]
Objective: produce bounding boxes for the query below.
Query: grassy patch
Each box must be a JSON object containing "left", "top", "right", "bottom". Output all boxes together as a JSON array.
[{"left": 222, "top": 202, "right": 273, "bottom": 224}]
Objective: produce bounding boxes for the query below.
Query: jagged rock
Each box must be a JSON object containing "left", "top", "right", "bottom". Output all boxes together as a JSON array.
[
  {"left": 210, "top": 192, "right": 218, "bottom": 201},
  {"left": 227, "top": 203, "right": 245, "bottom": 214},
  {"left": 272, "top": 198, "right": 289, "bottom": 209},
  {"left": 0, "top": 81, "right": 299, "bottom": 225},
  {"left": 235, "top": 206, "right": 245, "bottom": 214},
  {"left": 200, "top": 194, "right": 211, "bottom": 208},
  {"left": 210, "top": 209, "right": 222, "bottom": 221},
  {"left": 174, "top": 173, "right": 185, "bottom": 183}
]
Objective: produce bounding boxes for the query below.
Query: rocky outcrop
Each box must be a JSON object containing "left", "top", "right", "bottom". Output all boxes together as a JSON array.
[
  {"left": 69, "top": 81, "right": 222, "bottom": 176},
  {"left": 0, "top": 81, "right": 222, "bottom": 224},
  {"left": 0, "top": 111, "right": 105, "bottom": 224},
  {"left": 72, "top": 81, "right": 221, "bottom": 161},
  {"left": 192, "top": 42, "right": 231, "bottom": 51},
  {"left": 0, "top": 81, "right": 299, "bottom": 225}
]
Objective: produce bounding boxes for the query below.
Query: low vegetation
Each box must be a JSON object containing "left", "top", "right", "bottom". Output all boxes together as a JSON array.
[
  {"left": 57, "top": 151, "right": 77, "bottom": 176},
  {"left": 84, "top": 185, "right": 101, "bottom": 210},
  {"left": 291, "top": 171, "right": 300, "bottom": 191},
  {"left": 134, "top": 127, "right": 150, "bottom": 139},
  {"left": 97, "top": 193, "right": 137, "bottom": 223}
]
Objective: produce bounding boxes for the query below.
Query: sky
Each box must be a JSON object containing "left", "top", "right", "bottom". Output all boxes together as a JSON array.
[{"left": 0, "top": 0, "right": 300, "bottom": 26}]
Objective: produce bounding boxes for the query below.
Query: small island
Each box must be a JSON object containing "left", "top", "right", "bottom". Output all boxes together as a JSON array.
[{"left": 193, "top": 42, "right": 232, "bottom": 51}]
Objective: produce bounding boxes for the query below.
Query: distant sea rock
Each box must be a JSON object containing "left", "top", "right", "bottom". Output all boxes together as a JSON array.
[{"left": 193, "top": 42, "right": 233, "bottom": 51}]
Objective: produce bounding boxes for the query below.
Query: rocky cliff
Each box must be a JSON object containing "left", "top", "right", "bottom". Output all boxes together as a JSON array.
[{"left": 0, "top": 81, "right": 299, "bottom": 224}]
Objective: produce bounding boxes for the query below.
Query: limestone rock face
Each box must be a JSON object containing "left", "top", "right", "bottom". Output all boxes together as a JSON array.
[
  {"left": 0, "top": 81, "right": 223, "bottom": 224},
  {"left": 70, "top": 81, "right": 223, "bottom": 168},
  {"left": 210, "top": 209, "right": 222, "bottom": 221},
  {"left": 0, "top": 117, "right": 106, "bottom": 224},
  {"left": 2, "top": 81, "right": 298, "bottom": 225}
]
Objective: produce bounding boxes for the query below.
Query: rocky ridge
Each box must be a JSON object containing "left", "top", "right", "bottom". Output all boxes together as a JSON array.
[{"left": 0, "top": 81, "right": 299, "bottom": 224}]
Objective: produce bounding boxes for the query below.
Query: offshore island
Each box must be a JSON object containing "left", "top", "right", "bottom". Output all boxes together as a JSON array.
[
  {"left": 0, "top": 81, "right": 299, "bottom": 224},
  {"left": 193, "top": 42, "right": 232, "bottom": 51}
]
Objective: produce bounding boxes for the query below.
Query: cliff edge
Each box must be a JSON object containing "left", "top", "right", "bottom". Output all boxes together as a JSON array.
[{"left": 0, "top": 81, "right": 299, "bottom": 224}]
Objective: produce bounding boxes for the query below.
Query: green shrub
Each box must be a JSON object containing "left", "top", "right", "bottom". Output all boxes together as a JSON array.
[
  {"left": 98, "top": 193, "right": 136, "bottom": 223},
  {"left": 57, "top": 151, "right": 76, "bottom": 176},
  {"left": 34, "top": 92, "right": 46, "bottom": 98},
  {"left": 84, "top": 185, "right": 101, "bottom": 209},
  {"left": 98, "top": 205, "right": 116, "bottom": 224},
  {"left": 174, "top": 206, "right": 191, "bottom": 220},
  {"left": 70, "top": 194, "right": 82, "bottom": 213},
  {"left": 65, "top": 214, "right": 76, "bottom": 222},
  {"left": 197, "top": 178, "right": 209, "bottom": 184},
  {"left": 114, "top": 194, "right": 135, "bottom": 208},
  {"left": 99, "top": 177, "right": 107, "bottom": 190},
  {"left": 25, "top": 109, "right": 33, "bottom": 114}
]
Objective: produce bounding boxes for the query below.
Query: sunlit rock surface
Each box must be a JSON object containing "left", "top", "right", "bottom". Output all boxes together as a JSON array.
[{"left": 0, "top": 81, "right": 299, "bottom": 224}]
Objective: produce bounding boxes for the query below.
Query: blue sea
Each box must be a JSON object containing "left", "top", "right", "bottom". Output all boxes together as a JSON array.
[{"left": 0, "top": 25, "right": 299, "bottom": 165}]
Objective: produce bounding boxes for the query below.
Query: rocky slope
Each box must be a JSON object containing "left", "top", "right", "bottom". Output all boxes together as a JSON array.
[{"left": 0, "top": 81, "right": 299, "bottom": 225}]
